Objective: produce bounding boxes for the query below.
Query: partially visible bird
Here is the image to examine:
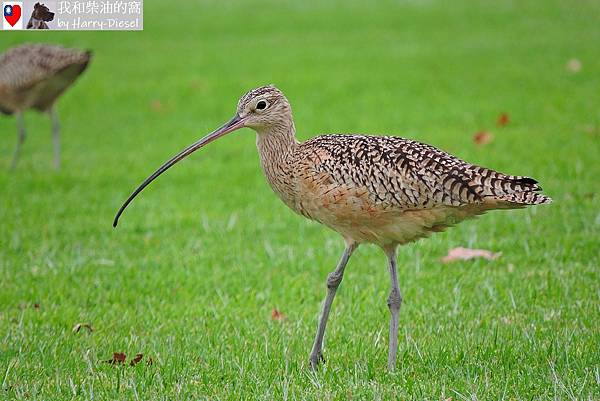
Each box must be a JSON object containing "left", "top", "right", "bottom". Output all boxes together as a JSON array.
[
  {"left": 113, "top": 85, "right": 552, "bottom": 371},
  {"left": 0, "top": 43, "right": 91, "bottom": 169}
]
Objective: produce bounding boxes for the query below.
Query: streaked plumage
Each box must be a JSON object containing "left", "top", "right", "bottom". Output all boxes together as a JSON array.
[
  {"left": 277, "top": 134, "right": 550, "bottom": 245},
  {"left": 0, "top": 43, "right": 91, "bottom": 168},
  {"left": 114, "top": 85, "right": 552, "bottom": 371}
]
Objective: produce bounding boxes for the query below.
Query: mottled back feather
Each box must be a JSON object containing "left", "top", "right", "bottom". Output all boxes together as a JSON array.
[{"left": 295, "top": 134, "right": 551, "bottom": 211}]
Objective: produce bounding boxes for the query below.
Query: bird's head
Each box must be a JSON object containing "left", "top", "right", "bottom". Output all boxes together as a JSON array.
[
  {"left": 235, "top": 84, "right": 292, "bottom": 132},
  {"left": 112, "top": 84, "right": 292, "bottom": 227}
]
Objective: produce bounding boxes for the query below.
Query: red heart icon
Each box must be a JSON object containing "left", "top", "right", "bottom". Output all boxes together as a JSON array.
[{"left": 4, "top": 4, "right": 22, "bottom": 27}]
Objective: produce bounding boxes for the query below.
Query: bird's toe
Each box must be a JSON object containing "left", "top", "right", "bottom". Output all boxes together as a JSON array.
[{"left": 309, "top": 351, "right": 325, "bottom": 370}]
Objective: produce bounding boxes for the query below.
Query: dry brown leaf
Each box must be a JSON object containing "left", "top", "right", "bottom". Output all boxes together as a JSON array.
[
  {"left": 72, "top": 323, "right": 93, "bottom": 333},
  {"left": 497, "top": 112, "right": 509, "bottom": 127},
  {"left": 271, "top": 308, "right": 285, "bottom": 321},
  {"left": 473, "top": 131, "right": 494, "bottom": 146},
  {"left": 441, "top": 247, "right": 501, "bottom": 263},
  {"left": 150, "top": 99, "right": 165, "bottom": 113},
  {"left": 20, "top": 302, "right": 39, "bottom": 310},
  {"left": 105, "top": 352, "right": 126, "bottom": 365},
  {"left": 566, "top": 58, "right": 582, "bottom": 73},
  {"left": 130, "top": 353, "right": 143, "bottom": 366}
]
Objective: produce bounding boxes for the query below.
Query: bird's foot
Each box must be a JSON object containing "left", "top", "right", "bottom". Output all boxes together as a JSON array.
[{"left": 309, "top": 351, "right": 325, "bottom": 370}]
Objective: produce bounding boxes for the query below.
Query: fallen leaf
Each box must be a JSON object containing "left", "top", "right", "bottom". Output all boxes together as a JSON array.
[
  {"left": 271, "top": 309, "right": 285, "bottom": 320},
  {"left": 105, "top": 352, "right": 126, "bottom": 365},
  {"left": 129, "top": 353, "right": 143, "bottom": 366},
  {"left": 150, "top": 99, "right": 165, "bottom": 113},
  {"left": 566, "top": 58, "right": 582, "bottom": 73},
  {"left": 496, "top": 112, "right": 509, "bottom": 127},
  {"left": 33, "top": 303, "right": 40, "bottom": 309},
  {"left": 441, "top": 247, "right": 501, "bottom": 263},
  {"left": 473, "top": 131, "right": 494, "bottom": 146},
  {"left": 72, "top": 323, "right": 94, "bottom": 333}
]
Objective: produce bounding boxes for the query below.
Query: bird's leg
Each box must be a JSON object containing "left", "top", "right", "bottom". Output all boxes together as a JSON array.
[
  {"left": 384, "top": 244, "right": 402, "bottom": 371},
  {"left": 309, "top": 241, "right": 358, "bottom": 369},
  {"left": 50, "top": 107, "right": 60, "bottom": 169},
  {"left": 10, "top": 112, "right": 26, "bottom": 170}
]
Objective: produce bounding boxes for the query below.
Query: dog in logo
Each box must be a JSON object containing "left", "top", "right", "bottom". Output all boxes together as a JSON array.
[{"left": 26, "top": 2, "right": 53, "bottom": 29}]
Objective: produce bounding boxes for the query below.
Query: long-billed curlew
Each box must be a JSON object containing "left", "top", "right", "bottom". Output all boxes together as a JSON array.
[
  {"left": 0, "top": 43, "right": 91, "bottom": 169},
  {"left": 113, "top": 85, "right": 551, "bottom": 371}
]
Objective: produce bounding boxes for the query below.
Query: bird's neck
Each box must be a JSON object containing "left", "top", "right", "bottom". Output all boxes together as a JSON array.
[
  {"left": 255, "top": 121, "right": 298, "bottom": 156},
  {"left": 255, "top": 122, "right": 299, "bottom": 207}
]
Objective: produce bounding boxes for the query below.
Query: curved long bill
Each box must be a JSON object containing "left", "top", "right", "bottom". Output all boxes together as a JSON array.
[{"left": 113, "top": 114, "right": 245, "bottom": 227}]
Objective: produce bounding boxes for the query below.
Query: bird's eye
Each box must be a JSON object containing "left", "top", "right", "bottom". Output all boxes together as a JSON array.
[{"left": 256, "top": 100, "right": 268, "bottom": 110}]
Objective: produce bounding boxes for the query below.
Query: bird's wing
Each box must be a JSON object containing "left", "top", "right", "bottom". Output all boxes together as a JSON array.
[
  {"left": 300, "top": 134, "right": 549, "bottom": 211},
  {"left": 0, "top": 43, "right": 91, "bottom": 95}
]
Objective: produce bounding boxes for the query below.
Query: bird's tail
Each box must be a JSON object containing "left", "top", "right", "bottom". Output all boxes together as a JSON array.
[
  {"left": 493, "top": 191, "right": 553, "bottom": 205},
  {"left": 474, "top": 172, "right": 553, "bottom": 207}
]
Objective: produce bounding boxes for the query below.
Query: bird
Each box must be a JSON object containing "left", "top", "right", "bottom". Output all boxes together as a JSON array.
[
  {"left": 113, "top": 85, "right": 552, "bottom": 371},
  {"left": 0, "top": 43, "right": 91, "bottom": 169}
]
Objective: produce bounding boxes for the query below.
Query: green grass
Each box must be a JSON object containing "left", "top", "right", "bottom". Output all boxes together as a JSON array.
[{"left": 1, "top": 0, "right": 599, "bottom": 399}]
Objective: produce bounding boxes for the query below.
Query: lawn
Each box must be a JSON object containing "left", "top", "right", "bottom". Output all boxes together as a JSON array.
[{"left": 1, "top": 0, "right": 599, "bottom": 399}]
